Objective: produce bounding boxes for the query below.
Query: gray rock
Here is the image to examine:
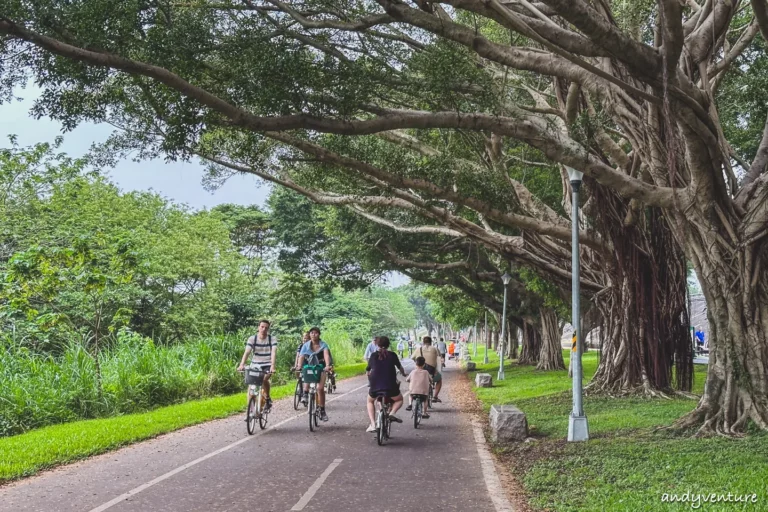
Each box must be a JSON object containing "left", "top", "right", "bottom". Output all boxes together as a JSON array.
[
  {"left": 465, "top": 361, "right": 477, "bottom": 371},
  {"left": 489, "top": 404, "right": 528, "bottom": 442},
  {"left": 475, "top": 373, "right": 492, "bottom": 387}
]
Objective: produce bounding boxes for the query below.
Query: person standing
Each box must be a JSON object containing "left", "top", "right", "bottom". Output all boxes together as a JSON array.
[
  {"left": 237, "top": 320, "right": 278, "bottom": 410},
  {"left": 397, "top": 339, "right": 405, "bottom": 358}
]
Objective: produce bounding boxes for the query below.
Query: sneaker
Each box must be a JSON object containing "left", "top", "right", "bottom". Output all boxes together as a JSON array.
[
  {"left": 405, "top": 405, "right": 413, "bottom": 411},
  {"left": 390, "top": 415, "right": 403, "bottom": 424},
  {"left": 319, "top": 408, "right": 329, "bottom": 422},
  {"left": 266, "top": 398, "right": 273, "bottom": 411},
  {"left": 366, "top": 424, "right": 376, "bottom": 433},
  {"left": 432, "top": 397, "right": 442, "bottom": 403},
  {"left": 422, "top": 413, "right": 430, "bottom": 419}
]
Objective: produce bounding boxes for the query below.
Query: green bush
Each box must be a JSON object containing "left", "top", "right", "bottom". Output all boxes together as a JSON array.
[{"left": 0, "top": 330, "right": 245, "bottom": 437}]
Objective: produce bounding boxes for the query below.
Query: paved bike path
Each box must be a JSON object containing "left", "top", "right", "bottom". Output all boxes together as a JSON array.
[{"left": 0, "top": 362, "right": 502, "bottom": 512}]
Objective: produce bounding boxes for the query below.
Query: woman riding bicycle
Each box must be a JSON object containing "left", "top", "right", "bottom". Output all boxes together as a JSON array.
[
  {"left": 365, "top": 336, "right": 405, "bottom": 432},
  {"left": 298, "top": 327, "right": 332, "bottom": 421}
]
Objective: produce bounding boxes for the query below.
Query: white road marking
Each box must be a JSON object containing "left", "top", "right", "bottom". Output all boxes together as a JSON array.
[
  {"left": 88, "top": 382, "right": 369, "bottom": 512},
  {"left": 289, "top": 458, "right": 343, "bottom": 511},
  {"left": 472, "top": 420, "right": 515, "bottom": 512}
]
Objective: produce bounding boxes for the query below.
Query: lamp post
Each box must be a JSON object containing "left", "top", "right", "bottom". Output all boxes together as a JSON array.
[
  {"left": 566, "top": 166, "right": 589, "bottom": 442},
  {"left": 498, "top": 271, "right": 511, "bottom": 381},
  {"left": 483, "top": 311, "right": 489, "bottom": 364}
]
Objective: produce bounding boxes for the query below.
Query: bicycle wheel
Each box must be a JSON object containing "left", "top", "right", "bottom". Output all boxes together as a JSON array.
[
  {"left": 259, "top": 393, "right": 268, "bottom": 430},
  {"left": 309, "top": 392, "right": 316, "bottom": 432},
  {"left": 293, "top": 379, "right": 302, "bottom": 410},
  {"left": 246, "top": 395, "right": 257, "bottom": 435},
  {"left": 413, "top": 399, "right": 421, "bottom": 429},
  {"left": 385, "top": 411, "right": 392, "bottom": 439},
  {"left": 376, "top": 411, "right": 386, "bottom": 446},
  {"left": 428, "top": 385, "right": 433, "bottom": 408},
  {"left": 325, "top": 378, "right": 333, "bottom": 395}
]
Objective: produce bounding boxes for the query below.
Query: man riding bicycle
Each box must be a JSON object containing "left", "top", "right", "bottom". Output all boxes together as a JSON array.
[
  {"left": 297, "top": 327, "right": 332, "bottom": 421},
  {"left": 415, "top": 336, "right": 442, "bottom": 403},
  {"left": 237, "top": 320, "right": 277, "bottom": 410},
  {"left": 366, "top": 336, "right": 405, "bottom": 432},
  {"left": 436, "top": 337, "right": 447, "bottom": 364}
]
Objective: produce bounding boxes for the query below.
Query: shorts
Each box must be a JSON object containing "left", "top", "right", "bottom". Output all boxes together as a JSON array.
[
  {"left": 250, "top": 362, "right": 272, "bottom": 372},
  {"left": 424, "top": 363, "right": 436, "bottom": 375},
  {"left": 369, "top": 388, "right": 400, "bottom": 399},
  {"left": 433, "top": 372, "right": 442, "bottom": 383}
]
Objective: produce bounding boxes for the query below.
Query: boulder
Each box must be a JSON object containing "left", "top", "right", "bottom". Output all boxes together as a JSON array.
[
  {"left": 475, "top": 373, "right": 492, "bottom": 387},
  {"left": 489, "top": 405, "right": 528, "bottom": 442},
  {"left": 465, "top": 361, "right": 477, "bottom": 371}
]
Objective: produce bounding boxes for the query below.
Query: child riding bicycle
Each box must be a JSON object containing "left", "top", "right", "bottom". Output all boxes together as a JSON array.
[{"left": 406, "top": 356, "right": 432, "bottom": 419}]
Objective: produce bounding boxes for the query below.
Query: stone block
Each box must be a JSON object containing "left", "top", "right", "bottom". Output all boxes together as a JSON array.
[
  {"left": 475, "top": 373, "right": 492, "bottom": 387},
  {"left": 464, "top": 361, "right": 476, "bottom": 371},
  {"left": 489, "top": 404, "right": 528, "bottom": 442}
]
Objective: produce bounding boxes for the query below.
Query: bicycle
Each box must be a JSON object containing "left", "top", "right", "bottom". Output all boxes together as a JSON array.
[
  {"left": 325, "top": 369, "right": 337, "bottom": 395},
  {"left": 374, "top": 392, "right": 393, "bottom": 446},
  {"left": 411, "top": 393, "right": 426, "bottom": 428},
  {"left": 302, "top": 364, "right": 327, "bottom": 432},
  {"left": 427, "top": 380, "right": 434, "bottom": 409},
  {"left": 240, "top": 366, "right": 273, "bottom": 435},
  {"left": 291, "top": 367, "right": 305, "bottom": 410}
]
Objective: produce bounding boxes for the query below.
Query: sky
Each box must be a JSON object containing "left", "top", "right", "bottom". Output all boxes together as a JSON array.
[
  {"left": 0, "top": 87, "right": 408, "bottom": 287},
  {"left": 0, "top": 86, "right": 271, "bottom": 210}
]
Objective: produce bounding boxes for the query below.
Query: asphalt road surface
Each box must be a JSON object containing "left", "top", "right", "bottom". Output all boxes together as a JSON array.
[{"left": 1, "top": 360, "right": 509, "bottom": 512}]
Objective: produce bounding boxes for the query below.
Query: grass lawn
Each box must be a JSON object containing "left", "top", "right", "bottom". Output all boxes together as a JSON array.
[
  {"left": 0, "top": 362, "right": 367, "bottom": 483},
  {"left": 466, "top": 351, "right": 768, "bottom": 511}
]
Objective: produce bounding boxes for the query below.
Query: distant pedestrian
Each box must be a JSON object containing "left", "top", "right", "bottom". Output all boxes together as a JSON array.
[{"left": 397, "top": 339, "right": 405, "bottom": 358}]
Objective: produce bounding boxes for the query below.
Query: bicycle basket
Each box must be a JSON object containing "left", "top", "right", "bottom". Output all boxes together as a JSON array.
[
  {"left": 302, "top": 364, "right": 323, "bottom": 384},
  {"left": 244, "top": 367, "right": 265, "bottom": 386}
]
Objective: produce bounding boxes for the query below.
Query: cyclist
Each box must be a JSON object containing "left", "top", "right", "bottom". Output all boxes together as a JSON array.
[
  {"left": 298, "top": 327, "right": 332, "bottom": 421},
  {"left": 448, "top": 339, "right": 456, "bottom": 360},
  {"left": 415, "top": 336, "right": 443, "bottom": 403},
  {"left": 436, "top": 337, "right": 447, "bottom": 364},
  {"left": 237, "top": 320, "right": 277, "bottom": 411},
  {"left": 365, "top": 336, "right": 405, "bottom": 432},
  {"left": 363, "top": 337, "right": 378, "bottom": 362},
  {"left": 405, "top": 356, "right": 431, "bottom": 418},
  {"left": 294, "top": 331, "right": 310, "bottom": 370}
]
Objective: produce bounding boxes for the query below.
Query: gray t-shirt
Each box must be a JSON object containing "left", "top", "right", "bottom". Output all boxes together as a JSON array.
[{"left": 246, "top": 334, "right": 277, "bottom": 366}]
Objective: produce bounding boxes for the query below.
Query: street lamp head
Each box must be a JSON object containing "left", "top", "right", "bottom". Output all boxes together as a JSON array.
[
  {"left": 565, "top": 166, "right": 584, "bottom": 182},
  {"left": 501, "top": 272, "right": 512, "bottom": 285}
]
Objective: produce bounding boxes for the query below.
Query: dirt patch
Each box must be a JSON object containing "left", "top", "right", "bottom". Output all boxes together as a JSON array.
[{"left": 453, "top": 369, "right": 535, "bottom": 512}]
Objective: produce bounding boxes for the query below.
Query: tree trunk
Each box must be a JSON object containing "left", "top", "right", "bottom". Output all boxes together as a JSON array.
[
  {"left": 588, "top": 194, "right": 692, "bottom": 394},
  {"left": 674, "top": 222, "right": 768, "bottom": 434},
  {"left": 508, "top": 321, "right": 518, "bottom": 360},
  {"left": 537, "top": 307, "right": 565, "bottom": 370},
  {"left": 518, "top": 320, "right": 541, "bottom": 365}
]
